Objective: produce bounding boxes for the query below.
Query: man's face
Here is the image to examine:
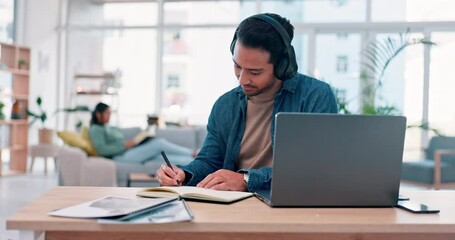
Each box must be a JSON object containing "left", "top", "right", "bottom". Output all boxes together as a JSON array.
[{"left": 233, "top": 41, "right": 279, "bottom": 97}]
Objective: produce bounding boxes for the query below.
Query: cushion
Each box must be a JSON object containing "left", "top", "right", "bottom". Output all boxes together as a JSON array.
[
  {"left": 57, "top": 130, "right": 97, "bottom": 156},
  {"left": 81, "top": 127, "right": 91, "bottom": 141},
  {"left": 81, "top": 127, "right": 98, "bottom": 156}
]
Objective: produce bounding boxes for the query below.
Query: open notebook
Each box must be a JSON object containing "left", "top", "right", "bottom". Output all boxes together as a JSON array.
[
  {"left": 137, "top": 186, "right": 253, "bottom": 204},
  {"left": 132, "top": 131, "right": 155, "bottom": 145}
]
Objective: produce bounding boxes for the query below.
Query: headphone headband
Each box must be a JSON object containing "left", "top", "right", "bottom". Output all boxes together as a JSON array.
[
  {"left": 250, "top": 14, "right": 292, "bottom": 48},
  {"left": 230, "top": 13, "right": 298, "bottom": 80}
]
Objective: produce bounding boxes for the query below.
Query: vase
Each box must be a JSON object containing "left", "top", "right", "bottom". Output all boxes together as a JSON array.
[{"left": 38, "top": 128, "right": 54, "bottom": 144}]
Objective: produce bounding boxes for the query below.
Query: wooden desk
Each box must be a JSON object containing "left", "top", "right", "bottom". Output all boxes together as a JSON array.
[{"left": 7, "top": 187, "right": 455, "bottom": 240}]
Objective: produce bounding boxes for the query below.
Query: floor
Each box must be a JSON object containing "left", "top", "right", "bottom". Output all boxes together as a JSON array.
[
  {"left": 0, "top": 161, "right": 58, "bottom": 240},
  {"left": 0, "top": 158, "right": 160, "bottom": 240}
]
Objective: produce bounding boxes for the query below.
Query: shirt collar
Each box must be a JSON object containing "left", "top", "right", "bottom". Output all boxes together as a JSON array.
[{"left": 281, "top": 74, "right": 298, "bottom": 94}]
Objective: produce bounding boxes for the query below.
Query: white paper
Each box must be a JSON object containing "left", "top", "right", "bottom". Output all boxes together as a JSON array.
[{"left": 48, "top": 196, "right": 177, "bottom": 218}]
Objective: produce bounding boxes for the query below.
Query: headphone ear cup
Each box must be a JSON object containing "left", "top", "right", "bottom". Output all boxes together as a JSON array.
[
  {"left": 284, "top": 45, "right": 298, "bottom": 79},
  {"left": 274, "top": 56, "right": 288, "bottom": 80}
]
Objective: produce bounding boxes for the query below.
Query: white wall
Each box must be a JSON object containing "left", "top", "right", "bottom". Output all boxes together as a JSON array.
[{"left": 18, "top": 0, "right": 61, "bottom": 143}]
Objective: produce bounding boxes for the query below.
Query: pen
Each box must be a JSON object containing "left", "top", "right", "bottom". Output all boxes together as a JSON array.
[
  {"left": 161, "top": 151, "right": 175, "bottom": 172},
  {"left": 161, "top": 151, "right": 181, "bottom": 185}
]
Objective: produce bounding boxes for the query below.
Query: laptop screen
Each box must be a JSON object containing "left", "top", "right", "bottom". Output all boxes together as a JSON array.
[{"left": 268, "top": 113, "right": 406, "bottom": 207}]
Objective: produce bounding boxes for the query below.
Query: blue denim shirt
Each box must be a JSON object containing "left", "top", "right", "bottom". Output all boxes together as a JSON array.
[{"left": 181, "top": 73, "right": 338, "bottom": 192}]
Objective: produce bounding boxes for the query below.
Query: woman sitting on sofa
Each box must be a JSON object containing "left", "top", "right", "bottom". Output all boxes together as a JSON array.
[{"left": 89, "top": 102, "right": 195, "bottom": 164}]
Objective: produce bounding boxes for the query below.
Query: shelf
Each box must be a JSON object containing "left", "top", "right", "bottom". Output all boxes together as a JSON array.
[
  {"left": 13, "top": 94, "right": 29, "bottom": 100},
  {"left": 0, "top": 170, "right": 26, "bottom": 177},
  {"left": 75, "top": 92, "right": 118, "bottom": 96},
  {"left": 74, "top": 73, "right": 115, "bottom": 79},
  {"left": 0, "top": 93, "right": 29, "bottom": 100},
  {"left": 10, "top": 145, "right": 27, "bottom": 151},
  {"left": 0, "top": 42, "right": 30, "bottom": 176},
  {"left": 0, "top": 145, "right": 26, "bottom": 151},
  {"left": 0, "top": 68, "right": 30, "bottom": 75},
  {"left": 11, "top": 69, "right": 30, "bottom": 75},
  {"left": 0, "top": 119, "right": 28, "bottom": 125},
  {"left": 66, "top": 70, "right": 120, "bottom": 130},
  {"left": 66, "top": 109, "right": 117, "bottom": 114},
  {"left": 0, "top": 42, "right": 15, "bottom": 48}
]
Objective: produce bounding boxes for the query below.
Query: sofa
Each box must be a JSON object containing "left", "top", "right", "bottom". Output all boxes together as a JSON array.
[
  {"left": 401, "top": 136, "right": 455, "bottom": 189},
  {"left": 57, "top": 126, "right": 207, "bottom": 187}
]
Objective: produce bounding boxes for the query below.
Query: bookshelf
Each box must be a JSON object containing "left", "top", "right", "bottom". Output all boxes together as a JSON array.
[
  {"left": 65, "top": 71, "right": 120, "bottom": 129},
  {"left": 0, "top": 42, "right": 30, "bottom": 176}
]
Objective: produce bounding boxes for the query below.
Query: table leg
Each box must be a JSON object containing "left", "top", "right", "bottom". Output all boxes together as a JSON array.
[
  {"left": 44, "top": 157, "right": 48, "bottom": 175},
  {"left": 54, "top": 157, "right": 58, "bottom": 172},
  {"left": 29, "top": 157, "right": 35, "bottom": 173},
  {"left": 19, "top": 230, "right": 44, "bottom": 240}
]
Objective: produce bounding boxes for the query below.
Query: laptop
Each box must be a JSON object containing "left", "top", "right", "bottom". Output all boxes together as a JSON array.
[{"left": 255, "top": 113, "right": 406, "bottom": 207}]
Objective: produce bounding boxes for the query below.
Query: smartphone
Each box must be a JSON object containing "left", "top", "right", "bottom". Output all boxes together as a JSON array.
[
  {"left": 398, "top": 194, "right": 409, "bottom": 201},
  {"left": 396, "top": 200, "right": 440, "bottom": 214}
]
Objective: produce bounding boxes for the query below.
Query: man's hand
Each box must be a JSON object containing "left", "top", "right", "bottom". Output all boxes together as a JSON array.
[
  {"left": 197, "top": 169, "right": 247, "bottom": 191},
  {"left": 156, "top": 164, "right": 185, "bottom": 186}
]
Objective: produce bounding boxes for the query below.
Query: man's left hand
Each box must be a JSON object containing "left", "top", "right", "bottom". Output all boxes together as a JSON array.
[{"left": 196, "top": 169, "right": 247, "bottom": 192}]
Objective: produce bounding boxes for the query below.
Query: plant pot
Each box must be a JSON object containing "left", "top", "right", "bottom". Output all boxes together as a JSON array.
[
  {"left": 39, "top": 128, "right": 54, "bottom": 144},
  {"left": 18, "top": 64, "right": 27, "bottom": 70}
]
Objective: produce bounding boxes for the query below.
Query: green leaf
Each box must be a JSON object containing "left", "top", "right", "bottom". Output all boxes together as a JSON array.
[
  {"left": 26, "top": 109, "right": 39, "bottom": 118},
  {"left": 357, "top": 30, "right": 436, "bottom": 116},
  {"left": 40, "top": 113, "right": 47, "bottom": 123},
  {"left": 36, "top": 97, "right": 42, "bottom": 106},
  {"left": 407, "top": 122, "right": 443, "bottom": 136},
  {"left": 27, "top": 96, "right": 47, "bottom": 128}
]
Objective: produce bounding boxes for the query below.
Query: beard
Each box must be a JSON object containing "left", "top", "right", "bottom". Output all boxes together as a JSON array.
[{"left": 242, "top": 77, "right": 279, "bottom": 97}]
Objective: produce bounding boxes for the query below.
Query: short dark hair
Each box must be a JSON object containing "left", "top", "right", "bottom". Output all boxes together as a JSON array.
[
  {"left": 235, "top": 13, "right": 294, "bottom": 66},
  {"left": 90, "top": 102, "right": 110, "bottom": 126}
]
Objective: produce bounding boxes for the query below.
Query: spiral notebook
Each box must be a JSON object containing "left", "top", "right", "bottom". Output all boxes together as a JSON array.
[
  {"left": 48, "top": 196, "right": 178, "bottom": 219},
  {"left": 99, "top": 199, "right": 194, "bottom": 224}
]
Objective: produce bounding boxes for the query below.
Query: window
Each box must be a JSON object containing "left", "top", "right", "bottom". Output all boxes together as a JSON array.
[
  {"left": 61, "top": 0, "right": 455, "bottom": 159},
  {"left": 336, "top": 55, "right": 348, "bottom": 73},
  {"left": 429, "top": 33, "right": 455, "bottom": 136},
  {"left": 373, "top": 0, "right": 455, "bottom": 22},
  {"left": 167, "top": 74, "right": 180, "bottom": 88},
  {"left": 66, "top": 29, "right": 157, "bottom": 128},
  {"left": 337, "top": 33, "right": 349, "bottom": 39},
  {"left": 162, "top": 28, "right": 237, "bottom": 125},
  {"left": 0, "top": 0, "right": 15, "bottom": 42},
  {"left": 163, "top": 1, "right": 253, "bottom": 25},
  {"left": 315, "top": 34, "right": 361, "bottom": 113}
]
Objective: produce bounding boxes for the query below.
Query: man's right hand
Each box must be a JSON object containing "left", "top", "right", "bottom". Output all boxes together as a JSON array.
[{"left": 156, "top": 164, "right": 185, "bottom": 186}]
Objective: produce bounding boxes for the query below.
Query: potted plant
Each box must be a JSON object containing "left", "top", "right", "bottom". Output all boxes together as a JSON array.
[
  {"left": 26, "top": 96, "right": 53, "bottom": 144},
  {"left": 359, "top": 29, "right": 436, "bottom": 115},
  {"left": 335, "top": 30, "right": 436, "bottom": 115},
  {"left": 18, "top": 59, "right": 27, "bottom": 70}
]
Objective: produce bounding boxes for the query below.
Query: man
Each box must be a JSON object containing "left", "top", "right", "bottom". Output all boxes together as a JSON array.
[{"left": 157, "top": 13, "right": 338, "bottom": 192}]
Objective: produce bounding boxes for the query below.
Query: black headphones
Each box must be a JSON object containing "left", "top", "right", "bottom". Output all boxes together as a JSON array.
[{"left": 230, "top": 14, "right": 298, "bottom": 80}]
